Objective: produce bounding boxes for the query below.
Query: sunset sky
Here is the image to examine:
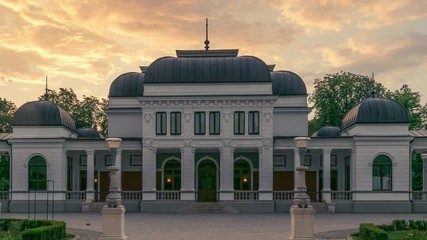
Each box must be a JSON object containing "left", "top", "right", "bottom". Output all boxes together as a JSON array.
[{"left": 1, "top": 0, "right": 427, "bottom": 109}]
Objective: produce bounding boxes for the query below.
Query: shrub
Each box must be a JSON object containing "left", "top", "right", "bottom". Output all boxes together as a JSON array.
[
  {"left": 392, "top": 219, "right": 408, "bottom": 231},
  {"left": 359, "top": 223, "right": 389, "bottom": 240},
  {"left": 377, "top": 224, "right": 395, "bottom": 232},
  {"left": 0, "top": 219, "right": 66, "bottom": 240}
]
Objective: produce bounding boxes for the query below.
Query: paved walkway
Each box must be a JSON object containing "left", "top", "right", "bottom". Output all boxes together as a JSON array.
[{"left": 2, "top": 212, "right": 426, "bottom": 240}]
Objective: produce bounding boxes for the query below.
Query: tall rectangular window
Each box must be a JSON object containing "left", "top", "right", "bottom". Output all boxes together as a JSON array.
[
  {"left": 194, "top": 112, "right": 206, "bottom": 135},
  {"left": 170, "top": 112, "right": 181, "bottom": 135},
  {"left": 209, "top": 112, "right": 220, "bottom": 135},
  {"left": 248, "top": 111, "right": 259, "bottom": 135},
  {"left": 234, "top": 111, "right": 245, "bottom": 135},
  {"left": 67, "top": 156, "right": 73, "bottom": 191},
  {"left": 156, "top": 112, "right": 167, "bottom": 135}
]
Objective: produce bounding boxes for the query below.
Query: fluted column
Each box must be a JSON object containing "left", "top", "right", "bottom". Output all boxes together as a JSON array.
[
  {"left": 143, "top": 145, "right": 157, "bottom": 200},
  {"left": 322, "top": 148, "right": 332, "bottom": 202},
  {"left": 220, "top": 146, "right": 234, "bottom": 200},
  {"left": 293, "top": 148, "right": 300, "bottom": 191},
  {"left": 86, "top": 150, "right": 95, "bottom": 201},
  {"left": 421, "top": 153, "right": 427, "bottom": 192},
  {"left": 115, "top": 150, "right": 122, "bottom": 191},
  {"left": 181, "top": 147, "right": 195, "bottom": 200}
]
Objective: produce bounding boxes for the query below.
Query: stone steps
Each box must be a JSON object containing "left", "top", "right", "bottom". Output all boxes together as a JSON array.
[
  {"left": 178, "top": 202, "right": 239, "bottom": 214},
  {"left": 311, "top": 202, "right": 328, "bottom": 213},
  {"left": 89, "top": 202, "right": 105, "bottom": 212}
]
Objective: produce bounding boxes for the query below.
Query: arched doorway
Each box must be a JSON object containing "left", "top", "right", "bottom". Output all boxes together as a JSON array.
[{"left": 197, "top": 160, "right": 217, "bottom": 202}]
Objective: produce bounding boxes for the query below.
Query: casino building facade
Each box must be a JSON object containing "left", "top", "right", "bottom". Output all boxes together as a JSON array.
[{"left": 1, "top": 48, "right": 427, "bottom": 213}]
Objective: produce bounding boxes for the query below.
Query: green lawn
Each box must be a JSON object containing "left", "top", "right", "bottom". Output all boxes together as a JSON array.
[{"left": 388, "top": 230, "right": 427, "bottom": 240}]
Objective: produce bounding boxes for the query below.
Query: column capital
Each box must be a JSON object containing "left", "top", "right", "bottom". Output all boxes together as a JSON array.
[
  {"left": 86, "top": 149, "right": 95, "bottom": 155},
  {"left": 421, "top": 153, "right": 427, "bottom": 161},
  {"left": 322, "top": 148, "right": 332, "bottom": 154}
]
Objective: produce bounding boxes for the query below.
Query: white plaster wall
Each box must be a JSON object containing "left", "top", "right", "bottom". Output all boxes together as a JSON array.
[
  {"left": 274, "top": 96, "right": 307, "bottom": 108},
  {"left": 13, "top": 127, "right": 77, "bottom": 139},
  {"left": 273, "top": 111, "right": 308, "bottom": 137},
  {"left": 144, "top": 83, "right": 272, "bottom": 96},
  {"left": 108, "top": 112, "right": 142, "bottom": 138},
  {"left": 11, "top": 141, "right": 66, "bottom": 200},
  {"left": 341, "top": 124, "right": 409, "bottom": 136}
]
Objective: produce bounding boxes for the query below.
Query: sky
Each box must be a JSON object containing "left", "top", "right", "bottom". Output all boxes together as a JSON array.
[{"left": 1, "top": 0, "right": 427, "bottom": 109}]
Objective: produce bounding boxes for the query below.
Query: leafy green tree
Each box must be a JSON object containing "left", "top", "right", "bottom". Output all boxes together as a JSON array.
[
  {"left": 39, "top": 88, "right": 108, "bottom": 136},
  {"left": 309, "top": 71, "right": 386, "bottom": 134},
  {"left": 0, "top": 98, "right": 16, "bottom": 133},
  {"left": 386, "top": 84, "right": 427, "bottom": 130},
  {"left": 412, "top": 153, "right": 423, "bottom": 191},
  {"left": 0, "top": 155, "right": 10, "bottom": 190}
]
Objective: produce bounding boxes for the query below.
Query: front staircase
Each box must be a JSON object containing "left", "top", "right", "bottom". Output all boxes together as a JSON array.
[
  {"left": 82, "top": 201, "right": 105, "bottom": 212},
  {"left": 311, "top": 202, "right": 328, "bottom": 213},
  {"left": 178, "top": 202, "right": 239, "bottom": 214}
]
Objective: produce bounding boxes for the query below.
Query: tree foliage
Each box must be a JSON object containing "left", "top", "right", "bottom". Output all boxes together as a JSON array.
[
  {"left": 39, "top": 88, "right": 108, "bottom": 136},
  {"left": 386, "top": 84, "right": 427, "bottom": 130},
  {"left": 0, "top": 98, "right": 17, "bottom": 133},
  {"left": 309, "top": 71, "right": 386, "bottom": 133}
]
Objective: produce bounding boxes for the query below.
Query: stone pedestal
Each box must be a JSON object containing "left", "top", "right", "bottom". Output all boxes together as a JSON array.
[
  {"left": 289, "top": 205, "right": 316, "bottom": 240},
  {"left": 99, "top": 206, "right": 127, "bottom": 240}
]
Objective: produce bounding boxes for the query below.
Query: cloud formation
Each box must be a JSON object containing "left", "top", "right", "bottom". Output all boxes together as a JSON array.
[{"left": 0, "top": 0, "right": 426, "bottom": 107}]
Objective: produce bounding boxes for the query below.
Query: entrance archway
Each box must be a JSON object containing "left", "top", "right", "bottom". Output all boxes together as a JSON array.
[{"left": 197, "top": 160, "right": 217, "bottom": 202}]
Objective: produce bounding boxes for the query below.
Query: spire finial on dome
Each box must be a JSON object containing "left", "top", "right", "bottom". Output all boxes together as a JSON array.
[
  {"left": 204, "top": 18, "right": 210, "bottom": 50},
  {"left": 370, "top": 90, "right": 376, "bottom": 98},
  {"left": 44, "top": 76, "right": 49, "bottom": 101}
]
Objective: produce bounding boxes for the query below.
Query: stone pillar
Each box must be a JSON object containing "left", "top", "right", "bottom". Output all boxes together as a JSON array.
[
  {"left": 181, "top": 147, "right": 195, "bottom": 200},
  {"left": 258, "top": 145, "right": 273, "bottom": 200},
  {"left": 86, "top": 150, "right": 95, "bottom": 201},
  {"left": 142, "top": 142, "right": 157, "bottom": 200},
  {"left": 115, "top": 150, "right": 122, "bottom": 191},
  {"left": 220, "top": 146, "right": 234, "bottom": 201},
  {"left": 421, "top": 153, "right": 427, "bottom": 192},
  {"left": 322, "top": 148, "right": 332, "bottom": 202},
  {"left": 350, "top": 150, "right": 357, "bottom": 191},
  {"left": 293, "top": 149, "right": 300, "bottom": 191}
]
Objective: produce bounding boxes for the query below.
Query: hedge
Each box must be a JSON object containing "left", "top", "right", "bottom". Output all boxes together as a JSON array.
[
  {"left": 359, "top": 223, "right": 388, "bottom": 240},
  {"left": 0, "top": 218, "right": 66, "bottom": 240}
]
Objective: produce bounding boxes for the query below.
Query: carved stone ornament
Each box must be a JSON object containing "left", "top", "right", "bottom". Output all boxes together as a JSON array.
[
  {"left": 143, "top": 113, "right": 153, "bottom": 124},
  {"left": 223, "top": 137, "right": 232, "bottom": 147},
  {"left": 143, "top": 138, "right": 153, "bottom": 149},
  {"left": 223, "top": 112, "right": 232, "bottom": 124},
  {"left": 263, "top": 137, "right": 273, "bottom": 150},
  {"left": 184, "top": 137, "right": 192, "bottom": 147},
  {"left": 263, "top": 111, "right": 272, "bottom": 123},
  {"left": 184, "top": 113, "right": 192, "bottom": 124}
]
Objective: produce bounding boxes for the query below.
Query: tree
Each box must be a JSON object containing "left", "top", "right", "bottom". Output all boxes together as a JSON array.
[
  {"left": 0, "top": 155, "right": 10, "bottom": 190},
  {"left": 309, "top": 71, "right": 386, "bottom": 134},
  {"left": 0, "top": 98, "right": 16, "bottom": 133},
  {"left": 39, "top": 88, "right": 108, "bottom": 136},
  {"left": 412, "top": 153, "right": 423, "bottom": 191},
  {"left": 386, "top": 84, "right": 427, "bottom": 130}
]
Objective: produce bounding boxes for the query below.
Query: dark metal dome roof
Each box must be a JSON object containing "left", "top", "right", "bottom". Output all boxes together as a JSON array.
[
  {"left": 313, "top": 125, "right": 340, "bottom": 137},
  {"left": 342, "top": 97, "right": 409, "bottom": 129},
  {"left": 77, "top": 127, "right": 103, "bottom": 139},
  {"left": 109, "top": 72, "right": 144, "bottom": 97},
  {"left": 12, "top": 100, "right": 76, "bottom": 131},
  {"left": 271, "top": 71, "right": 307, "bottom": 95},
  {"left": 144, "top": 56, "right": 271, "bottom": 83}
]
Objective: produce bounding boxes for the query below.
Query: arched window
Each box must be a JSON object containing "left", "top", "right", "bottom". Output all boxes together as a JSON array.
[
  {"left": 28, "top": 156, "right": 47, "bottom": 191},
  {"left": 163, "top": 160, "right": 181, "bottom": 190},
  {"left": 372, "top": 155, "right": 392, "bottom": 191},
  {"left": 234, "top": 160, "right": 251, "bottom": 190}
]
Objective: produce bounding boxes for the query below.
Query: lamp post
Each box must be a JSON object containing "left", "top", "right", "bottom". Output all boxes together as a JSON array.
[
  {"left": 100, "top": 138, "right": 127, "bottom": 240},
  {"left": 289, "top": 137, "right": 315, "bottom": 240}
]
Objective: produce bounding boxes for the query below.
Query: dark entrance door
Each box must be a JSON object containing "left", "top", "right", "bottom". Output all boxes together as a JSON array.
[{"left": 198, "top": 160, "right": 217, "bottom": 202}]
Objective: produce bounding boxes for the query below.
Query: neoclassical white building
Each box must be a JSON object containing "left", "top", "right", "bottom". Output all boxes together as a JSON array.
[{"left": 1, "top": 48, "right": 427, "bottom": 213}]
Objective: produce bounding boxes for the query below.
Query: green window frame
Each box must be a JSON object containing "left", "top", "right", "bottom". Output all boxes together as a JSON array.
[
  {"left": 0, "top": 154, "right": 10, "bottom": 191},
  {"left": 67, "top": 156, "right": 73, "bottom": 191},
  {"left": 163, "top": 160, "right": 181, "bottom": 191},
  {"left": 234, "top": 111, "right": 245, "bottom": 135},
  {"left": 372, "top": 155, "right": 392, "bottom": 191},
  {"left": 248, "top": 111, "right": 259, "bottom": 135},
  {"left": 194, "top": 112, "right": 206, "bottom": 135},
  {"left": 170, "top": 112, "right": 181, "bottom": 135},
  {"left": 156, "top": 112, "right": 167, "bottom": 135},
  {"left": 209, "top": 112, "right": 220, "bottom": 135},
  {"left": 28, "top": 156, "right": 47, "bottom": 191}
]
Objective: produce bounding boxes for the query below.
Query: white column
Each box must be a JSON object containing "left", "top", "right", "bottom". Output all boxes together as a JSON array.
[
  {"left": 293, "top": 148, "right": 300, "bottom": 191},
  {"left": 259, "top": 147, "right": 273, "bottom": 200},
  {"left": 86, "top": 150, "right": 95, "bottom": 201},
  {"left": 220, "top": 147, "right": 234, "bottom": 200},
  {"left": 350, "top": 149, "right": 357, "bottom": 191},
  {"left": 322, "top": 148, "right": 332, "bottom": 202},
  {"left": 181, "top": 147, "right": 195, "bottom": 200},
  {"left": 115, "top": 149, "right": 122, "bottom": 191},
  {"left": 421, "top": 153, "right": 427, "bottom": 192},
  {"left": 62, "top": 150, "right": 67, "bottom": 192},
  {"left": 143, "top": 147, "right": 157, "bottom": 200}
]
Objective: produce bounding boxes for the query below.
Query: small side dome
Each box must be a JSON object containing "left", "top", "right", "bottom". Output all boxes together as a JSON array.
[
  {"left": 342, "top": 97, "right": 409, "bottom": 129},
  {"left": 12, "top": 100, "right": 76, "bottom": 131},
  {"left": 109, "top": 72, "right": 144, "bottom": 97},
  {"left": 77, "top": 127, "right": 103, "bottom": 139},
  {"left": 271, "top": 71, "right": 307, "bottom": 95},
  {"left": 313, "top": 125, "right": 340, "bottom": 137}
]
